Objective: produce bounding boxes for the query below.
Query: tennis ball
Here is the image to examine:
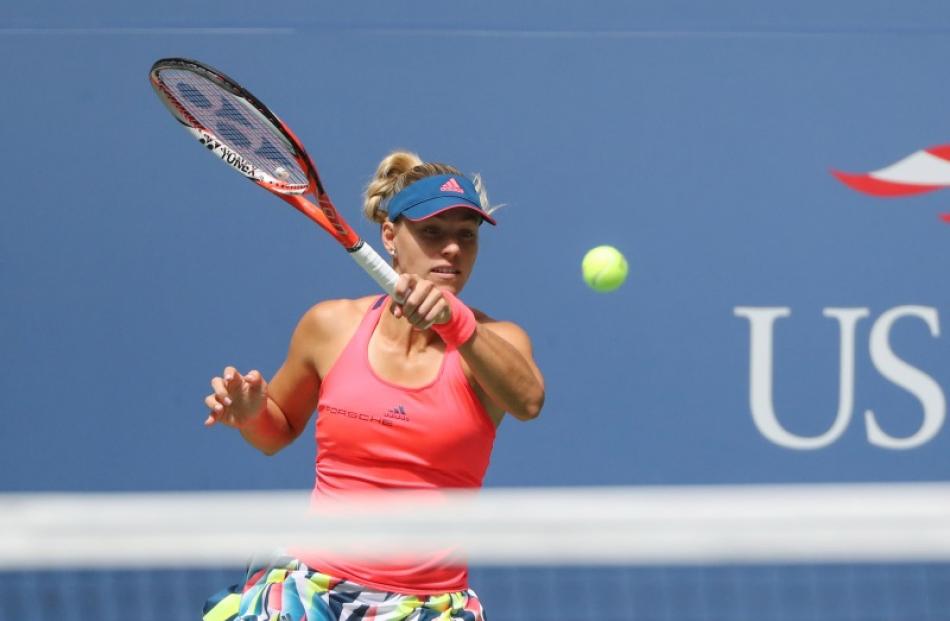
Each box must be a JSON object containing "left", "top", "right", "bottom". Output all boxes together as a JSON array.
[{"left": 582, "top": 245, "right": 628, "bottom": 292}]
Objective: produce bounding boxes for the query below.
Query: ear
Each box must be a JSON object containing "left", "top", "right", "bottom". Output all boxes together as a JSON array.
[{"left": 381, "top": 221, "right": 397, "bottom": 255}]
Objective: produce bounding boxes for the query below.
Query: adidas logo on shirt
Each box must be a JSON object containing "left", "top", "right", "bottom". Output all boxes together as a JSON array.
[{"left": 385, "top": 405, "right": 410, "bottom": 421}]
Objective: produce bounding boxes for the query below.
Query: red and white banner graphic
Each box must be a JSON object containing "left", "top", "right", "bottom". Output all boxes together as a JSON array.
[{"left": 833, "top": 145, "right": 950, "bottom": 221}]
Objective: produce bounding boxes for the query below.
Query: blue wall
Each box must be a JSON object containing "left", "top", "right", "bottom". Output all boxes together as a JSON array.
[{"left": 3, "top": 1, "right": 950, "bottom": 492}]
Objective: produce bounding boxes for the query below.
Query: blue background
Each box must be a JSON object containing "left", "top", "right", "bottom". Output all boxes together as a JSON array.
[{"left": 3, "top": 1, "right": 950, "bottom": 492}]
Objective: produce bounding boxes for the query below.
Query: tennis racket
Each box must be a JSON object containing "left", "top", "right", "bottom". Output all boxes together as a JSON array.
[{"left": 148, "top": 57, "right": 398, "bottom": 294}]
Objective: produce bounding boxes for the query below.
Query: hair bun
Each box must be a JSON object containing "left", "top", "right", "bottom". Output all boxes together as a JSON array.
[{"left": 363, "top": 151, "right": 424, "bottom": 223}]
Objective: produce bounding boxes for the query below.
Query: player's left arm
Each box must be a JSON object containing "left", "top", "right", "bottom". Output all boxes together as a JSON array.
[
  {"left": 392, "top": 274, "right": 544, "bottom": 420},
  {"left": 458, "top": 318, "right": 545, "bottom": 421}
]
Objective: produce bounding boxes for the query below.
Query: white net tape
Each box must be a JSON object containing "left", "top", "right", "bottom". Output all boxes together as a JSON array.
[{"left": 3, "top": 483, "right": 950, "bottom": 569}]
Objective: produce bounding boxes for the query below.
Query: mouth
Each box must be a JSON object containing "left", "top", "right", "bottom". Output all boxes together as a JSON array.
[{"left": 430, "top": 266, "right": 461, "bottom": 278}]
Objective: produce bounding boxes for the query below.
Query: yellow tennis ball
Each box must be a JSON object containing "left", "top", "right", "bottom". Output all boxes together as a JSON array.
[{"left": 582, "top": 245, "right": 628, "bottom": 292}]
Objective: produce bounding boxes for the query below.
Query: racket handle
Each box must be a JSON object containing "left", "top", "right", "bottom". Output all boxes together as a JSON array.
[
  {"left": 349, "top": 241, "right": 451, "bottom": 326},
  {"left": 350, "top": 242, "right": 399, "bottom": 294}
]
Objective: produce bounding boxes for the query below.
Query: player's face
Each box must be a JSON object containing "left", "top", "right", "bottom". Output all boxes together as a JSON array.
[{"left": 385, "top": 210, "right": 481, "bottom": 293}]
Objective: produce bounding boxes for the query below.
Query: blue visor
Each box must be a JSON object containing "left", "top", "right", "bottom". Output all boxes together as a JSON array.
[{"left": 386, "top": 174, "right": 497, "bottom": 225}]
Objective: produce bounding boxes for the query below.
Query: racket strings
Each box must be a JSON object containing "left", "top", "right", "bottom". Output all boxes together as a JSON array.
[{"left": 159, "top": 69, "right": 308, "bottom": 188}]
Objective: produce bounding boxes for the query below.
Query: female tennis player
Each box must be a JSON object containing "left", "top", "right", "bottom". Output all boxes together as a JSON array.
[{"left": 201, "top": 151, "right": 545, "bottom": 621}]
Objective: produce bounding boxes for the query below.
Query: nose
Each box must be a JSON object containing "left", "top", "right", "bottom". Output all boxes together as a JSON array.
[{"left": 441, "top": 239, "right": 461, "bottom": 258}]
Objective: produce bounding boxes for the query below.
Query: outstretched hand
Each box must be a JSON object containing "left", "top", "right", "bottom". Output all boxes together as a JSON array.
[{"left": 204, "top": 366, "right": 267, "bottom": 428}]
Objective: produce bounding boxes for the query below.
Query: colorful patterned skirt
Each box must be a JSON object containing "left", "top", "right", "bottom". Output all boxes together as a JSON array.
[{"left": 202, "top": 556, "right": 486, "bottom": 621}]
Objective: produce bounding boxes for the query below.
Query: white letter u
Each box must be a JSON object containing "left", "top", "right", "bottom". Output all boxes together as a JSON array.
[{"left": 734, "top": 307, "right": 869, "bottom": 450}]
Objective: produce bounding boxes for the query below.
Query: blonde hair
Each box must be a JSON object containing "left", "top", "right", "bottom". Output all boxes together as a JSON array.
[{"left": 362, "top": 150, "right": 498, "bottom": 224}]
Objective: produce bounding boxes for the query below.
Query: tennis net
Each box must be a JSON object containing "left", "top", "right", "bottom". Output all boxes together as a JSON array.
[{"left": 3, "top": 483, "right": 950, "bottom": 620}]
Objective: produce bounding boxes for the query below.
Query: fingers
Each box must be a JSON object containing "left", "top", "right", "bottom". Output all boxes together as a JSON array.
[
  {"left": 223, "top": 366, "right": 245, "bottom": 393},
  {"left": 244, "top": 369, "right": 264, "bottom": 390},
  {"left": 391, "top": 276, "right": 447, "bottom": 330},
  {"left": 411, "top": 288, "right": 445, "bottom": 330},
  {"left": 210, "top": 376, "right": 232, "bottom": 406},
  {"left": 419, "top": 297, "right": 449, "bottom": 330},
  {"left": 393, "top": 274, "right": 413, "bottom": 306},
  {"left": 204, "top": 394, "right": 222, "bottom": 426},
  {"left": 204, "top": 366, "right": 265, "bottom": 429},
  {"left": 402, "top": 278, "right": 432, "bottom": 323},
  {"left": 202, "top": 391, "right": 241, "bottom": 428},
  {"left": 244, "top": 370, "right": 267, "bottom": 400}
]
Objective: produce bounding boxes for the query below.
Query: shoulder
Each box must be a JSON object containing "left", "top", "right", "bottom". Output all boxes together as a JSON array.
[
  {"left": 471, "top": 308, "right": 533, "bottom": 349},
  {"left": 289, "top": 296, "right": 381, "bottom": 375},
  {"left": 295, "top": 296, "right": 379, "bottom": 340}
]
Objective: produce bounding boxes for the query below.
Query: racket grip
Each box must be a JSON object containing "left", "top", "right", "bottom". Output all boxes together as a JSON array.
[
  {"left": 350, "top": 242, "right": 399, "bottom": 294},
  {"left": 349, "top": 242, "right": 449, "bottom": 326}
]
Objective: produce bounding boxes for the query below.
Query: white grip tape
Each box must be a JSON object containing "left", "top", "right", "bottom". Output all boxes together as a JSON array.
[{"left": 350, "top": 242, "right": 399, "bottom": 294}]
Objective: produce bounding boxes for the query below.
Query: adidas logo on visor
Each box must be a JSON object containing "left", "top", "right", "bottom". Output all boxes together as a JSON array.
[{"left": 439, "top": 178, "right": 465, "bottom": 193}]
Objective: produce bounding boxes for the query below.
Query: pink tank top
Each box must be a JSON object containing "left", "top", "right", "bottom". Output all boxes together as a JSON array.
[{"left": 301, "top": 296, "right": 496, "bottom": 594}]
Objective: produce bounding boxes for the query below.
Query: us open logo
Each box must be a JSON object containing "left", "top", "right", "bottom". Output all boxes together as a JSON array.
[{"left": 833, "top": 144, "right": 950, "bottom": 222}]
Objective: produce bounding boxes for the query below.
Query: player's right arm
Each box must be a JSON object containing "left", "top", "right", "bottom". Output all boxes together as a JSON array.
[{"left": 204, "top": 300, "right": 354, "bottom": 455}]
